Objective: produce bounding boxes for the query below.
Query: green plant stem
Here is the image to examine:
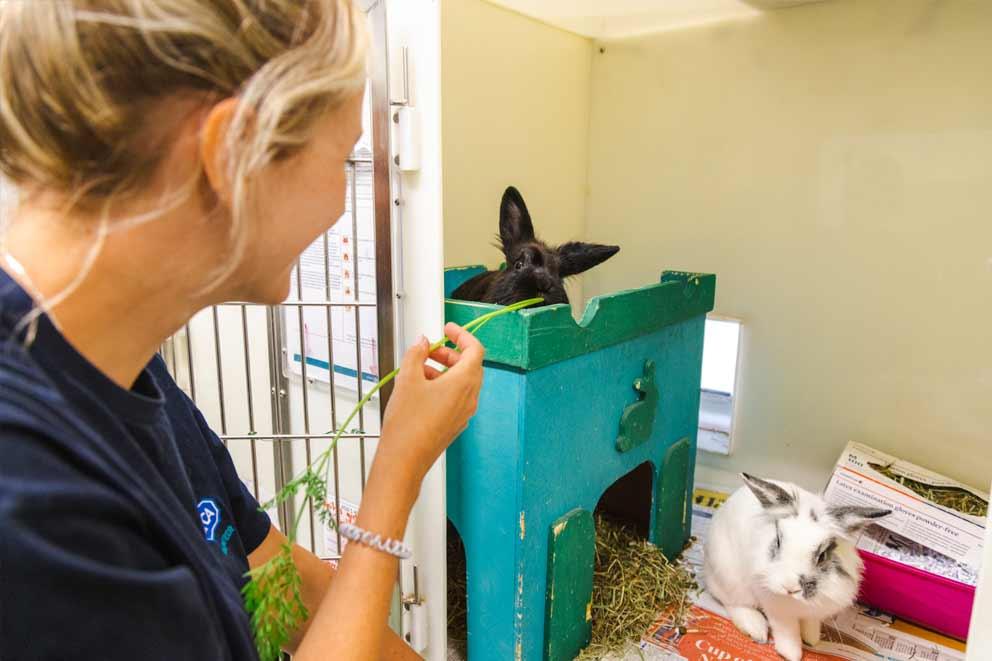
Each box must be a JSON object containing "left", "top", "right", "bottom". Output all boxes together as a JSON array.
[
  {"left": 245, "top": 297, "right": 542, "bottom": 660},
  {"left": 315, "top": 296, "right": 543, "bottom": 507},
  {"left": 261, "top": 296, "right": 545, "bottom": 536}
]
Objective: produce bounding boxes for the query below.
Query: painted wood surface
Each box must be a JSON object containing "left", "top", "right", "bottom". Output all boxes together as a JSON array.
[
  {"left": 656, "top": 437, "right": 692, "bottom": 560},
  {"left": 445, "top": 267, "right": 714, "bottom": 660},
  {"left": 544, "top": 509, "right": 595, "bottom": 661},
  {"left": 616, "top": 360, "right": 659, "bottom": 453},
  {"left": 444, "top": 269, "right": 716, "bottom": 371}
]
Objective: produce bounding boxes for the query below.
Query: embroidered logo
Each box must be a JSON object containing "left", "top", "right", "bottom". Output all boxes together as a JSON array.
[
  {"left": 197, "top": 499, "right": 221, "bottom": 542},
  {"left": 220, "top": 525, "right": 236, "bottom": 556}
]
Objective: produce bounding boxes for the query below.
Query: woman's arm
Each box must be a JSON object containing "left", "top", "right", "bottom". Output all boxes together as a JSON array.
[
  {"left": 289, "top": 323, "right": 483, "bottom": 661},
  {"left": 293, "top": 462, "right": 420, "bottom": 661},
  {"left": 248, "top": 525, "right": 420, "bottom": 659}
]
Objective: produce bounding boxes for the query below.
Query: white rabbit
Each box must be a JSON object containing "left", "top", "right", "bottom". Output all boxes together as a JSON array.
[{"left": 704, "top": 474, "right": 890, "bottom": 661}]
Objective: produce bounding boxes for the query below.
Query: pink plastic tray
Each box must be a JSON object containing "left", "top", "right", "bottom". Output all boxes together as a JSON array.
[{"left": 858, "top": 550, "right": 974, "bottom": 641}]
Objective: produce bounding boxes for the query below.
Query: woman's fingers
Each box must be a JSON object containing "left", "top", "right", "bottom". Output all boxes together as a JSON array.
[
  {"left": 428, "top": 345, "right": 461, "bottom": 368},
  {"left": 397, "top": 336, "right": 429, "bottom": 385},
  {"left": 444, "top": 323, "right": 485, "bottom": 369},
  {"left": 395, "top": 325, "right": 482, "bottom": 392}
]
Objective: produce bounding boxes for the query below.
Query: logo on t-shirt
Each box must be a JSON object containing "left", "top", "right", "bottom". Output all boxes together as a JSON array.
[{"left": 197, "top": 499, "right": 221, "bottom": 542}]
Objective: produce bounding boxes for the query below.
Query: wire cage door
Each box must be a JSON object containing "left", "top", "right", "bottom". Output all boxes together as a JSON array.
[{"left": 159, "top": 0, "right": 404, "bottom": 645}]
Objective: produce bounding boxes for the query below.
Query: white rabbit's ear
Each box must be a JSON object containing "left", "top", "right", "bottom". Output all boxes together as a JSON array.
[
  {"left": 827, "top": 505, "right": 892, "bottom": 535},
  {"left": 741, "top": 473, "right": 796, "bottom": 512}
]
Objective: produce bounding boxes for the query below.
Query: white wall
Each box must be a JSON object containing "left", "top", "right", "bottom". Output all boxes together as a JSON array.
[
  {"left": 441, "top": 0, "right": 593, "bottom": 304},
  {"left": 582, "top": 0, "right": 992, "bottom": 491},
  {"left": 969, "top": 505, "right": 992, "bottom": 659},
  {"left": 388, "top": 0, "right": 447, "bottom": 656}
]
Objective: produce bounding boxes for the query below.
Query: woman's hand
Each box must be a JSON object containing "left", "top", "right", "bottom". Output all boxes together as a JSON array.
[
  {"left": 295, "top": 323, "right": 482, "bottom": 661},
  {"left": 376, "top": 322, "right": 485, "bottom": 486}
]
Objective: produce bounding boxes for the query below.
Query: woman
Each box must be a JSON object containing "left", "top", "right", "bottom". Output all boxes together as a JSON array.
[{"left": 0, "top": 1, "right": 480, "bottom": 659}]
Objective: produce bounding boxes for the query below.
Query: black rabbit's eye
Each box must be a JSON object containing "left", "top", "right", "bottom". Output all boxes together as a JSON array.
[{"left": 514, "top": 260, "right": 524, "bottom": 270}]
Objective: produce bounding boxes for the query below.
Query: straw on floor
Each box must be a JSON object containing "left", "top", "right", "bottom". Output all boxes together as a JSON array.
[{"left": 446, "top": 515, "right": 697, "bottom": 660}]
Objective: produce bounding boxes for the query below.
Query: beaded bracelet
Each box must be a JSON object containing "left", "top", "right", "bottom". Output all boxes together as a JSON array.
[{"left": 339, "top": 523, "right": 413, "bottom": 560}]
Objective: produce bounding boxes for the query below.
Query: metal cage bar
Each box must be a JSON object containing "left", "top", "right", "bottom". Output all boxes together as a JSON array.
[{"left": 157, "top": 0, "right": 405, "bottom": 646}]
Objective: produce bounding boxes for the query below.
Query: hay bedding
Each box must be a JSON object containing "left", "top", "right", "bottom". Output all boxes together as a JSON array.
[{"left": 447, "top": 516, "right": 696, "bottom": 660}]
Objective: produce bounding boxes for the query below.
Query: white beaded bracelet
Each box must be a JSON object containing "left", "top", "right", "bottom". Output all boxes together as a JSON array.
[{"left": 339, "top": 523, "right": 413, "bottom": 560}]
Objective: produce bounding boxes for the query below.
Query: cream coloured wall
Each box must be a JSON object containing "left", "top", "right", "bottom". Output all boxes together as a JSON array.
[
  {"left": 441, "top": 0, "right": 593, "bottom": 303},
  {"left": 582, "top": 0, "right": 992, "bottom": 491}
]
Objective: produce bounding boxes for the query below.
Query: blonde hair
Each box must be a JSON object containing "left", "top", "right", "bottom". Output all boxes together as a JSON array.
[{"left": 0, "top": 0, "right": 368, "bottom": 298}]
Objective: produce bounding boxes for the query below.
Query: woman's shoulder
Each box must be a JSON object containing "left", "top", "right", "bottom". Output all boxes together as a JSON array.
[
  {"left": 0, "top": 339, "right": 72, "bottom": 430},
  {"left": 0, "top": 342, "right": 120, "bottom": 496},
  {"left": 145, "top": 353, "right": 223, "bottom": 444}
]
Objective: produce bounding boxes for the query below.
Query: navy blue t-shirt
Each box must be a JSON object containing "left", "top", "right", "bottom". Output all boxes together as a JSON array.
[{"left": 0, "top": 269, "right": 270, "bottom": 660}]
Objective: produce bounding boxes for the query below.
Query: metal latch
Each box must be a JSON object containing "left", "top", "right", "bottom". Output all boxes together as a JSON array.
[{"left": 401, "top": 565, "right": 428, "bottom": 652}]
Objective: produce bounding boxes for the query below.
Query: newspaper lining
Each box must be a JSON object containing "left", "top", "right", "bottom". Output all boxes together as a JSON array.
[{"left": 604, "top": 485, "right": 968, "bottom": 661}]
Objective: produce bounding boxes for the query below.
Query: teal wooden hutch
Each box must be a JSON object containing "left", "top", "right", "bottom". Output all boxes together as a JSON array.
[{"left": 444, "top": 268, "right": 715, "bottom": 661}]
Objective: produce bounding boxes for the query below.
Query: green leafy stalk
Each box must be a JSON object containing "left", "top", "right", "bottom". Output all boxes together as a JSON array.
[
  {"left": 242, "top": 297, "right": 543, "bottom": 660},
  {"left": 241, "top": 542, "right": 307, "bottom": 661}
]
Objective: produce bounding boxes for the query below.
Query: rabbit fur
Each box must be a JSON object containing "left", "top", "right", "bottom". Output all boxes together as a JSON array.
[
  {"left": 450, "top": 186, "right": 619, "bottom": 307},
  {"left": 704, "top": 473, "right": 890, "bottom": 661}
]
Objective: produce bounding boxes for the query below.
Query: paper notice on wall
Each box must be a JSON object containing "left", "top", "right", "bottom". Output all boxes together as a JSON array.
[
  {"left": 323, "top": 497, "right": 359, "bottom": 568},
  {"left": 284, "top": 158, "right": 381, "bottom": 393},
  {"left": 283, "top": 79, "right": 380, "bottom": 392}
]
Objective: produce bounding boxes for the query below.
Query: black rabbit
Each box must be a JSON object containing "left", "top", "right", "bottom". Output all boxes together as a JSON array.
[{"left": 451, "top": 186, "right": 619, "bottom": 307}]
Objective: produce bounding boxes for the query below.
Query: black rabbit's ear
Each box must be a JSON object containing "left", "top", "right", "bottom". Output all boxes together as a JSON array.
[
  {"left": 557, "top": 242, "right": 620, "bottom": 277},
  {"left": 499, "top": 186, "right": 535, "bottom": 250}
]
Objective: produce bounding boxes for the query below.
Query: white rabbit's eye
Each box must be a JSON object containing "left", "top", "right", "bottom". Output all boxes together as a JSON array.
[
  {"left": 769, "top": 523, "right": 782, "bottom": 559},
  {"left": 816, "top": 539, "right": 837, "bottom": 566}
]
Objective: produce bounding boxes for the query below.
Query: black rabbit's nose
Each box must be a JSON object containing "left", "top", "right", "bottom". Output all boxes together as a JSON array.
[{"left": 535, "top": 270, "right": 555, "bottom": 291}]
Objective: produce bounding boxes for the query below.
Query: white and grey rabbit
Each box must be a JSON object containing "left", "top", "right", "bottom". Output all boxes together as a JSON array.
[{"left": 704, "top": 474, "right": 890, "bottom": 661}]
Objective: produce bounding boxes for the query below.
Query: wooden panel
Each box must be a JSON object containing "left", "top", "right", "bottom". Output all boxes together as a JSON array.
[
  {"left": 444, "top": 270, "right": 716, "bottom": 371},
  {"left": 616, "top": 360, "right": 659, "bottom": 453},
  {"left": 544, "top": 509, "right": 595, "bottom": 661},
  {"left": 655, "top": 437, "right": 692, "bottom": 560}
]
